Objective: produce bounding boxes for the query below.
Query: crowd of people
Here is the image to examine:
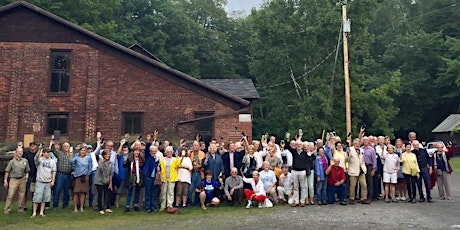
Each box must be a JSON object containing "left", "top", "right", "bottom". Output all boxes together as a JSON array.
[{"left": 2, "top": 128, "right": 454, "bottom": 217}]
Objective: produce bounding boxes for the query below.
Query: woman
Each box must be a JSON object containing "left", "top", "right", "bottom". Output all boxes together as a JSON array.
[
  {"left": 394, "top": 138, "right": 407, "bottom": 201},
  {"left": 94, "top": 150, "right": 113, "bottom": 214},
  {"left": 242, "top": 171, "right": 266, "bottom": 208},
  {"left": 176, "top": 149, "right": 193, "bottom": 208},
  {"left": 72, "top": 147, "right": 92, "bottom": 212},
  {"left": 123, "top": 148, "right": 144, "bottom": 212},
  {"left": 203, "top": 143, "right": 224, "bottom": 182},
  {"left": 241, "top": 139, "right": 258, "bottom": 178},
  {"left": 197, "top": 170, "right": 221, "bottom": 210},
  {"left": 382, "top": 145, "right": 399, "bottom": 203},
  {"left": 304, "top": 142, "right": 316, "bottom": 205},
  {"left": 265, "top": 146, "right": 282, "bottom": 178},
  {"left": 315, "top": 147, "right": 328, "bottom": 205},
  {"left": 333, "top": 142, "right": 347, "bottom": 172},
  {"left": 400, "top": 143, "right": 420, "bottom": 203},
  {"left": 259, "top": 161, "right": 278, "bottom": 205},
  {"left": 159, "top": 146, "right": 180, "bottom": 212},
  {"left": 433, "top": 142, "right": 453, "bottom": 200}
]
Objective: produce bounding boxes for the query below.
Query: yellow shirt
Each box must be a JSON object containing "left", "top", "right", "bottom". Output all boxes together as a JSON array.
[{"left": 400, "top": 152, "right": 420, "bottom": 176}]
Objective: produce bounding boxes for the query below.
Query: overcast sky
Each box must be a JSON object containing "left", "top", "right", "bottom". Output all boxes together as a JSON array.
[{"left": 225, "top": 0, "right": 265, "bottom": 15}]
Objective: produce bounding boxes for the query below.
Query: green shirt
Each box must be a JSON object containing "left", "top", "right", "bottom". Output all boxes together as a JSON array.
[{"left": 5, "top": 158, "right": 30, "bottom": 179}]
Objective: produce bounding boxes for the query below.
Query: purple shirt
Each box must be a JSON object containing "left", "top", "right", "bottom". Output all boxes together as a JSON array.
[
  {"left": 321, "top": 156, "right": 328, "bottom": 172},
  {"left": 362, "top": 145, "right": 377, "bottom": 169}
]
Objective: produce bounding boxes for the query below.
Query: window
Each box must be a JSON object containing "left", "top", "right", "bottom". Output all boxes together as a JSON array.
[
  {"left": 195, "top": 112, "right": 214, "bottom": 144},
  {"left": 50, "top": 50, "right": 71, "bottom": 93},
  {"left": 47, "top": 113, "right": 68, "bottom": 135},
  {"left": 123, "top": 113, "right": 143, "bottom": 135}
]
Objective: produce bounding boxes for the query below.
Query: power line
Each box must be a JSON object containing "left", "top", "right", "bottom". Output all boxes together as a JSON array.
[{"left": 256, "top": 45, "right": 340, "bottom": 90}]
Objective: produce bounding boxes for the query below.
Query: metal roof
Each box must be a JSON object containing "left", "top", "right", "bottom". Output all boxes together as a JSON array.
[
  {"left": 431, "top": 114, "right": 460, "bottom": 133},
  {"left": 201, "top": 79, "right": 260, "bottom": 100}
]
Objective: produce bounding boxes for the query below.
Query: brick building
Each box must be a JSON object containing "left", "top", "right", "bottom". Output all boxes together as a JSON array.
[{"left": 0, "top": 1, "right": 258, "bottom": 144}]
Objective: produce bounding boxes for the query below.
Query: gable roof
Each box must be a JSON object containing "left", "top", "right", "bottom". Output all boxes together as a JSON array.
[
  {"left": 201, "top": 79, "right": 259, "bottom": 100},
  {"left": 432, "top": 114, "right": 460, "bottom": 133},
  {"left": 0, "top": 1, "right": 250, "bottom": 109}
]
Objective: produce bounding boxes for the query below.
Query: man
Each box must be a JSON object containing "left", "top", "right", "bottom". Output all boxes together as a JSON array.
[
  {"left": 222, "top": 142, "right": 244, "bottom": 178},
  {"left": 277, "top": 165, "right": 293, "bottom": 204},
  {"left": 362, "top": 136, "right": 376, "bottom": 202},
  {"left": 347, "top": 139, "right": 370, "bottom": 204},
  {"left": 412, "top": 140, "right": 433, "bottom": 203},
  {"left": 4, "top": 147, "right": 30, "bottom": 214},
  {"left": 290, "top": 139, "right": 308, "bottom": 207},
  {"left": 224, "top": 168, "right": 244, "bottom": 206},
  {"left": 52, "top": 142, "right": 72, "bottom": 209},
  {"left": 409, "top": 132, "right": 423, "bottom": 149},
  {"left": 326, "top": 157, "right": 347, "bottom": 205},
  {"left": 32, "top": 147, "right": 57, "bottom": 218},
  {"left": 22, "top": 142, "right": 38, "bottom": 210},
  {"left": 188, "top": 141, "right": 205, "bottom": 206}
]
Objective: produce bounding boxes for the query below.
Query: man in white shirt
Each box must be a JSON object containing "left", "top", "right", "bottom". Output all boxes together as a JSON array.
[{"left": 277, "top": 166, "right": 293, "bottom": 204}]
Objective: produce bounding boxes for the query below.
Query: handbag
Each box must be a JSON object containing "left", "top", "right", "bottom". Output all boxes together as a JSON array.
[
  {"left": 264, "top": 198, "right": 273, "bottom": 208},
  {"left": 436, "top": 169, "right": 443, "bottom": 176},
  {"left": 154, "top": 173, "right": 162, "bottom": 186}
]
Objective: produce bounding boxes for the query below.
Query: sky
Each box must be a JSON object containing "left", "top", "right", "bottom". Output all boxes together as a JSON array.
[{"left": 225, "top": 0, "right": 266, "bottom": 16}]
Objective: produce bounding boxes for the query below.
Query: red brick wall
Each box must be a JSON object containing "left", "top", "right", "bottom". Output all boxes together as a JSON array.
[{"left": 0, "top": 42, "right": 252, "bottom": 143}]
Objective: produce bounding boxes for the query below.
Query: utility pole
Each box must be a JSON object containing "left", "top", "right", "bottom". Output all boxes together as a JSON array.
[{"left": 342, "top": 1, "right": 351, "bottom": 135}]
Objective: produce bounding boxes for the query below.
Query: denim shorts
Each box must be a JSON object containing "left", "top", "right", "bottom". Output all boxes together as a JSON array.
[{"left": 33, "top": 181, "right": 52, "bottom": 203}]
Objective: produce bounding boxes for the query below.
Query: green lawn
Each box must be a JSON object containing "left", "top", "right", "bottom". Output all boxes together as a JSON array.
[
  {"left": 0, "top": 199, "right": 282, "bottom": 230},
  {"left": 450, "top": 157, "right": 460, "bottom": 174}
]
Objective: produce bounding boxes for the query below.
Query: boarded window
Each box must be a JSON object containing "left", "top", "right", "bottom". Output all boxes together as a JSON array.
[
  {"left": 47, "top": 113, "right": 68, "bottom": 135},
  {"left": 50, "top": 50, "right": 71, "bottom": 93},
  {"left": 195, "top": 112, "right": 214, "bottom": 144},
  {"left": 123, "top": 113, "right": 143, "bottom": 135}
]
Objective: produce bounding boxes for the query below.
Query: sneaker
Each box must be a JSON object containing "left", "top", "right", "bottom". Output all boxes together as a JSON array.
[
  {"left": 419, "top": 198, "right": 426, "bottom": 203},
  {"left": 427, "top": 198, "right": 433, "bottom": 203},
  {"left": 339, "top": 201, "right": 347, "bottom": 205},
  {"left": 392, "top": 199, "right": 398, "bottom": 203},
  {"left": 105, "top": 209, "right": 112, "bottom": 213},
  {"left": 145, "top": 209, "right": 152, "bottom": 213},
  {"left": 124, "top": 207, "right": 130, "bottom": 212},
  {"left": 258, "top": 203, "right": 264, "bottom": 208},
  {"left": 385, "top": 198, "right": 390, "bottom": 203},
  {"left": 246, "top": 201, "right": 252, "bottom": 209},
  {"left": 99, "top": 210, "right": 105, "bottom": 215},
  {"left": 134, "top": 206, "right": 140, "bottom": 211},
  {"left": 400, "top": 196, "right": 406, "bottom": 201}
]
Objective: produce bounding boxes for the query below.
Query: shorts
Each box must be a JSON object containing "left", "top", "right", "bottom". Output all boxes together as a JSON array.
[
  {"left": 175, "top": 182, "right": 190, "bottom": 196},
  {"left": 33, "top": 181, "right": 52, "bottom": 203},
  {"left": 383, "top": 172, "right": 397, "bottom": 184}
]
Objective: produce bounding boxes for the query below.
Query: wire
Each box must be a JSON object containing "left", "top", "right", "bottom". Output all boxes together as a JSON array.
[{"left": 256, "top": 45, "right": 340, "bottom": 90}]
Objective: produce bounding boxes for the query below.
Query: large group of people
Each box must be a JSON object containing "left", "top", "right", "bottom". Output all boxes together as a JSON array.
[{"left": 2, "top": 128, "right": 455, "bottom": 217}]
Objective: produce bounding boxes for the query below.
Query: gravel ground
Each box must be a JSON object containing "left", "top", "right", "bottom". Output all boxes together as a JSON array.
[{"left": 154, "top": 173, "right": 460, "bottom": 230}]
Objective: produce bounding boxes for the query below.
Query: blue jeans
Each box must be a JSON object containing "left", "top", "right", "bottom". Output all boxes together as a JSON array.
[
  {"left": 53, "top": 173, "right": 71, "bottom": 208},
  {"left": 187, "top": 171, "right": 201, "bottom": 205},
  {"left": 316, "top": 177, "right": 327, "bottom": 203},
  {"left": 144, "top": 176, "right": 159, "bottom": 211},
  {"left": 327, "top": 183, "right": 346, "bottom": 204},
  {"left": 126, "top": 184, "right": 141, "bottom": 207},
  {"left": 417, "top": 167, "right": 431, "bottom": 199}
]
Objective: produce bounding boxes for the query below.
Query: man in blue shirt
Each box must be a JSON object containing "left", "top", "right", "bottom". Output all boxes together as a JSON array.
[
  {"left": 412, "top": 140, "right": 433, "bottom": 203},
  {"left": 362, "top": 137, "right": 377, "bottom": 202}
]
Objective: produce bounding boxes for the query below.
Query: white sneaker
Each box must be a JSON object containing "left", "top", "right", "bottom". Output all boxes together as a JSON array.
[
  {"left": 401, "top": 196, "right": 406, "bottom": 201},
  {"left": 258, "top": 203, "right": 264, "bottom": 208},
  {"left": 246, "top": 201, "right": 252, "bottom": 209}
]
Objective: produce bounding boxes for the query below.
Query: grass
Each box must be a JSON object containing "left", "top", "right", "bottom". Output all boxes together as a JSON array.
[
  {"left": 449, "top": 156, "right": 460, "bottom": 174},
  {"left": 0, "top": 198, "right": 283, "bottom": 230}
]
